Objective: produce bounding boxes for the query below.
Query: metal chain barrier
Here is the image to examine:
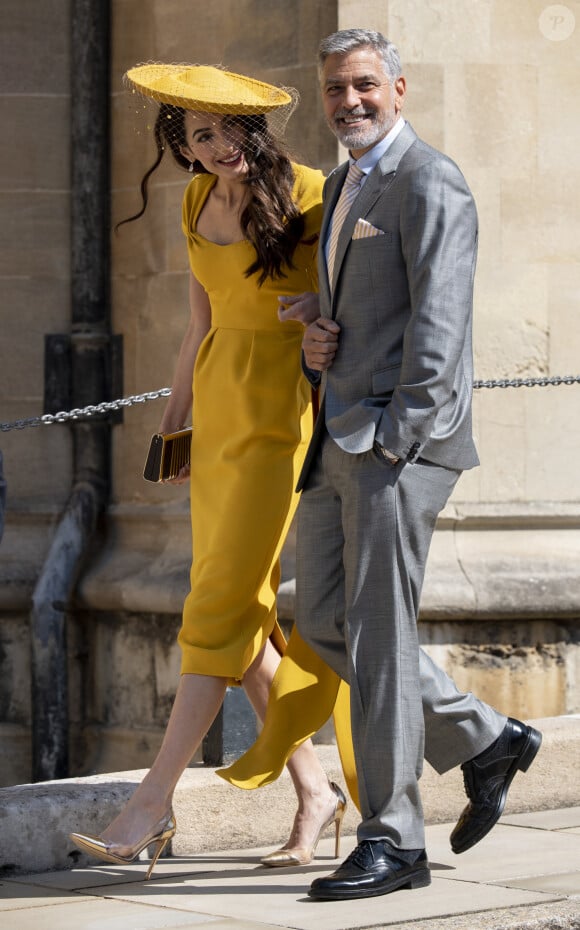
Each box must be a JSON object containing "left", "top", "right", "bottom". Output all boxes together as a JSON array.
[
  {"left": 0, "top": 388, "right": 171, "bottom": 433},
  {"left": 1, "top": 375, "right": 580, "bottom": 433},
  {"left": 473, "top": 374, "right": 580, "bottom": 390}
]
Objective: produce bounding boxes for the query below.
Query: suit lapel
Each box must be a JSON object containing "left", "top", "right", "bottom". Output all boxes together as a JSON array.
[{"left": 328, "top": 123, "right": 418, "bottom": 313}]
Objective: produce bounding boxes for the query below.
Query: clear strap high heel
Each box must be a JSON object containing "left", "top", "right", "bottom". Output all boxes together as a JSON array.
[
  {"left": 69, "top": 810, "right": 176, "bottom": 881},
  {"left": 261, "top": 782, "right": 347, "bottom": 868}
]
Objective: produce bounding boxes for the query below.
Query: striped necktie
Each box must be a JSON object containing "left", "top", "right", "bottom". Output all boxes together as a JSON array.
[{"left": 327, "top": 162, "right": 364, "bottom": 287}]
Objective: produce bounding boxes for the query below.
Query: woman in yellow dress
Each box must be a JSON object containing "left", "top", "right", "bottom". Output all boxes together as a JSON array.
[{"left": 69, "top": 64, "right": 353, "bottom": 879}]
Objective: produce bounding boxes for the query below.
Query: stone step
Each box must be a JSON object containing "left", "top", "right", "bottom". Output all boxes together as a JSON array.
[{"left": 0, "top": 715, "right": 578, "bottom": 876}]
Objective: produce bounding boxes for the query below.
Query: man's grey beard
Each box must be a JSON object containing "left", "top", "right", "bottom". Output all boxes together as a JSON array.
[
  {"left": 331, "top": 108, "right": 396, "bottom": 151},
  {"left": 329, "top": 91, "right": 397, "bottom": 152}
]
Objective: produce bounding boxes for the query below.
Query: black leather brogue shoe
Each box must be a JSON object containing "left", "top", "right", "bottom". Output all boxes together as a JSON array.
[
  {"left": 450, "top": 717, "right": 542, "bottom": 854},
  {"left": 308, "top": 840, "right": 430, "bottom": 900}
]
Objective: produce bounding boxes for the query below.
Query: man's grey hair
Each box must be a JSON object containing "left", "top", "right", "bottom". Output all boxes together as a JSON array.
[{"left": 318, "top": 29, "right": 402, "bottom": 81}]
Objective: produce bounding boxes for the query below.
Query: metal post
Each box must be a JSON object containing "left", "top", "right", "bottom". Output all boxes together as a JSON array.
[{"left": 30, "top": 0, "right": 112, "bottom": 782}]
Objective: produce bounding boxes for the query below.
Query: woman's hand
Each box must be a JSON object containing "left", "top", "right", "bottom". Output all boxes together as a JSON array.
[
  {"left": 162, "top": 464, "right": 190, "bottom": 486},
  {"left": 277, "top": 292, "right": 320, "bottom": 326},
  {"left": 302, "top": 317, "right": 341, "bottom": 371},
  {"left": 156, "top": 415, "right": 191, "bottom": 485}
]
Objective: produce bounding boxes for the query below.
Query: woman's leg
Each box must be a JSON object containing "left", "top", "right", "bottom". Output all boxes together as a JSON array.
[
  {"left": 100, "top": 673, "right": 226, "bottom": 855},
  {"left": 98, "top": 640, "right": 340, "bottom": 858},
  {"left": 243, "top": 638, "right": 340, "bottom": 852}
]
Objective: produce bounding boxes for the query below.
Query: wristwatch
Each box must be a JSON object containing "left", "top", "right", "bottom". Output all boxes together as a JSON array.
[{"left": 374, "top": 442, "right": 400, "bottom": 465}]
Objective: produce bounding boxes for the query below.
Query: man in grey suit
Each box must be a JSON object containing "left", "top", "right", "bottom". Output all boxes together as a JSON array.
[{"left": 295, "top": 29, "right": 542, "bottom": 901}]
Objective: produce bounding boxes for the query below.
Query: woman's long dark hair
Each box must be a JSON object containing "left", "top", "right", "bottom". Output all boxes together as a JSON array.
[{"left": 118, "top": 104, "right": 306, "bottom": 286}]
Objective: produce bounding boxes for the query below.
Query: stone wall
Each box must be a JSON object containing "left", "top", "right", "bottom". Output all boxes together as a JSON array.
[
  {"left": 0, "top": 0, "right": 74, "bottom": 786},
  {"left": 0, "top": 0, "right": 73, "bottom": 567},
  {"left": 1, "top": 0, "right": 579, "bottom": 787}
]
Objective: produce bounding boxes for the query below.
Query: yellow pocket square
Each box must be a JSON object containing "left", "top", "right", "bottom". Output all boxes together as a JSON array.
[{"left": 352, "top": 218, "right": 385, "bottom": 239}]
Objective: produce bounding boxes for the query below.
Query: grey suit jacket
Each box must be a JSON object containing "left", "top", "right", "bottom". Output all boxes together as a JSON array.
[{"left": 297, "top": 122, "right": 480, "bottom": 491}]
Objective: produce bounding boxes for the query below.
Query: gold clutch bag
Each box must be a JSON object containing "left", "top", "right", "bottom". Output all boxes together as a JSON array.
[{"left": 143, "top": 427, "right": 192, "bottom": 482}]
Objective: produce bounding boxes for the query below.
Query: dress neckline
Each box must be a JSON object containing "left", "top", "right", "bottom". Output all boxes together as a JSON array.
[
  {"left": 194, "top": 174, "right": 249, "bottom": 247},
  {"left": 195, "top": 230, "right": 249, "bottom": 248}
]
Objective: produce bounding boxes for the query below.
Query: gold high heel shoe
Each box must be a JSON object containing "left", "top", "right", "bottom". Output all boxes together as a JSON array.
[
  {"left": 69, "top": 810, "right": 176, "bottom": 881},
  {"left": 261, "top": 782, "right": 347, "bottom": 867}
]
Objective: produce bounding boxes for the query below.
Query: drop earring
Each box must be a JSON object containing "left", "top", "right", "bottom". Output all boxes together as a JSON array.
[{"left": 188, "top": 162, "right": 194, "bottom": 173}]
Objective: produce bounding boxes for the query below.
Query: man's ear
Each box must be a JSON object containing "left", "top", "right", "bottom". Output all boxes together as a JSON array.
[{"left": 394, "top": 76, "right": 406, "bottom": 113}]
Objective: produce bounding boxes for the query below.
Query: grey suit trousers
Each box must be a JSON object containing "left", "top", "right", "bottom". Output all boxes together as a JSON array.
[{"left": 295, "top": 432, "right": 504, "bottom": 850}]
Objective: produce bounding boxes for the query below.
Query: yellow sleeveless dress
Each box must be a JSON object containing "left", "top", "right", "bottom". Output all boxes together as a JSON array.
[{"left": 179, "top": 163, "right": 358, "bottom": 807}]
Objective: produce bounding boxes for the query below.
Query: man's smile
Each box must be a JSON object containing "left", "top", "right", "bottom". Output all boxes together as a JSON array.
[{"left": 336, "top": 110, "right": 374, "bottom": 127}]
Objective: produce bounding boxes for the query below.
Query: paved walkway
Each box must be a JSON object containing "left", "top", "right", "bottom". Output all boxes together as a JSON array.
[{"left": 2, "top": 807, "right": 580, "bottom": 930}]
